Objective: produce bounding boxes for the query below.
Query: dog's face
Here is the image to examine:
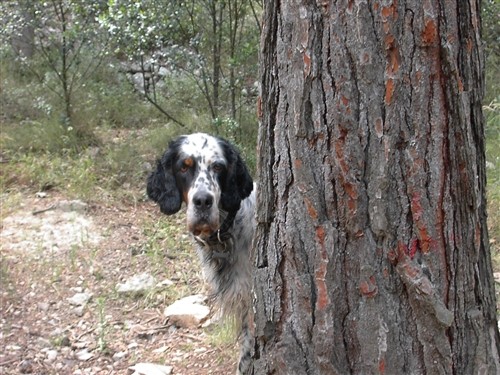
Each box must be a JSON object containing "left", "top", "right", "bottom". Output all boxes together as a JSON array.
[{"left": 147, "top": 133, "right": 253, "bottom": 239}]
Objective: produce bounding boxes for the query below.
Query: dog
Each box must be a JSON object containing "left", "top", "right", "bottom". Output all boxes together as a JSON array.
[{"left": 147, "top": 133, "right": 255, "bottom": 374}]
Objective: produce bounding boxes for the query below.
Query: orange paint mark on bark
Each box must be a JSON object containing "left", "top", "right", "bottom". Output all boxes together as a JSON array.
[
  {"left": 347, "top": 0, "right": 354, "bottom": 13},
  {"left": 304, "top": 197, "right": 318, "bottom": 220},
  {"left": 422, "top": 19, "right": 438, "bottom": 46},
  {"left": 303, "top": 52, "right": 311, "bottom": 77},
  {"left": 410, "top": 192, "right": 434, "bottom": 253},
  {"left": 457, "top": 74, "right": 464, "bottom": 92},
  {"left": 334, "top": 129, "right": 349, "bottom": 175},
  {"left": 475, "top": 224, "right": 481, "bottom": 250},
  {"left": 408, "top": 238, "right": 418, "bottom": 259},
  {"left": 315, "top": 226, "right": 329, "bottom": 310},
  {"left": 294, "top": 158, "right": 302, "bottom": 169},
  {"left": 315, "top": 266, "right": 329, "bottom": 310},
  {"left": 387, "top": 249, "right": 398, "bottom": 264},
  {"left": 360, "top": 51, "right": 371, "bottom": 65},
  {"left": 381, "top": 4, "right": 395, "bottom": 19},
  {"left": 379, "top": 358, "right": 386, "bottom": 374},
  {"left": 257, "top": 96, "right": 262, "bottom": 120},
  {"left": 385, "top": 78, "right": 395, "bottom": 105},
  {"left": 410, "top": 191, "right": 423, "bottom": 221},
  {"left": 383, "top": 268, "right": 390, "bottom": 278},
  {"left": 359, "top": 275, "right": 378, "bottom": 298},
  {"left": 385, "top": 35, "right": 400, "bottom": 75},
  {"left": 466, "top": 38, "right": 473, "bottom": 53},
  {"left": 418, "top": 228, "right": 431, "bottom": 253},
  {"left": 317, "top": 225, "right": 325, "bottom": 243},
  {"left": 397, "top": 243, "right": 420, "bottom": 278},
  {"left": 415, "top": 70, "right": 422, "bottom": 84}
]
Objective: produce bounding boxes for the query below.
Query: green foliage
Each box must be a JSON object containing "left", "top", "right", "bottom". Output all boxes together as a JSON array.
[
  {"left": 0, "top": 0, "right": 110, "bottom": 129},
  {"left": 485, "top": 96, "right": 500, "bottom": 196},
  {"left": 482, "top": 0, "right": 500, "bottom": 58},
  {"left": 101, "top": 0, "right": 261, "bottom": 124}
]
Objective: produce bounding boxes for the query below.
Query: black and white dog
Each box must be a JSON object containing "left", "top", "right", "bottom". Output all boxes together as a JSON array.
[{"left": 147, "top": 133, "right": 255, "bottom": 374}]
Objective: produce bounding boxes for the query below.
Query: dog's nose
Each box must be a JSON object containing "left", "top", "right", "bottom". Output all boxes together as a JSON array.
[{"left": 193, "top": 192, "right": 214, "bottom": 211}]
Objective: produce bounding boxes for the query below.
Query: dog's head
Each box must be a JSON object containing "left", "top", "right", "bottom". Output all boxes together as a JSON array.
[{"left": 147, "top": 133, "right": 253, "bottom": 239}]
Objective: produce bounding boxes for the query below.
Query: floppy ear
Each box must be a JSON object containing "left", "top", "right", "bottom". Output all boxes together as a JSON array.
[
  {"left": 147, "top": 145, "right": 182, "bottom": 215},
  {"left": 219, "top": 140, "right": 253, "bottom": 213}
]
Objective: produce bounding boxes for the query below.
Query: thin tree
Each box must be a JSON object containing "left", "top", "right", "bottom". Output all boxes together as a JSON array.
[
  {"left": 252, "top": 1, "right": 500, "bottom": 374},
  {"left": 1, "top": 0, "right": 108, "bottom": 128}
]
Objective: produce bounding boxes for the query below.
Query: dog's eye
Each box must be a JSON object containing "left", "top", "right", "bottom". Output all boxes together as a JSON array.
[{"left": 212, "top": 163, "right": 224, "bottom": 173}]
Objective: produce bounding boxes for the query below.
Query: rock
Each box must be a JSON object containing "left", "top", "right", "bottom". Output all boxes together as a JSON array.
[
  {"left": 19, "top": 359, "right": 34, "bottom": 374},
  {"left": 164, "top": 294, "right": 210, "bottom": 328},
  {"left": 76, "top": 349, "right": 93, "bottom": 361},
  {"left": 113, "top": 351, "right": 127, "bottom": 361},
  {"left": 73, "top": 305, "right": 85, "bottom": 317},
  {"left": 36, "top": 337, "right": 52, "bottom": 348},
  {"left": 129, "top": 363, "right": 173, "bottom": 375},
  {"left": 494, "top": 272, "right": 500, "bottom": 283},
  {"left": 67, "top": 292, "right": 92, "bottom": 306},
  {"left": 45, "top": 349, "right": 58, "bottom": 363},
  {"left": 116, "top": 273, "right": 155, "bottom": 294},
  {"left": 37, "top": 302, "right": 50, "bottom": 312}
]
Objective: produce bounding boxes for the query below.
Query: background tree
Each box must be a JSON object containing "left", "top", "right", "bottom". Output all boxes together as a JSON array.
[
  {"left": 1, "top": 0, "right": 108, "bottom": 131},
  {"left": 253, "top": 1, "right": 499, "bottom": 374},
  {"left": 102, "top": 0, "right": 261, "bottom": 138}
]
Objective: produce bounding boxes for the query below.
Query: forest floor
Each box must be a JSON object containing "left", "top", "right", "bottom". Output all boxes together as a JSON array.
[
  {"left": 1, "top": 158, "right": 499, "bottom": 375},
  {"left": 0, "top": 191, "right": 236, "bottom": 375}
]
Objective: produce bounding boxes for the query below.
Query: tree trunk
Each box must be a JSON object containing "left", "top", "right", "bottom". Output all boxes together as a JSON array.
[{"left": 253, "top": 1, "right": 500, "bottom": 374}]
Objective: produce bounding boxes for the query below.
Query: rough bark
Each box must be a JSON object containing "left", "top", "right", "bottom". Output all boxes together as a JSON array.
[{"left": 253, "top": 1, "right": 500, "bottom": 374}]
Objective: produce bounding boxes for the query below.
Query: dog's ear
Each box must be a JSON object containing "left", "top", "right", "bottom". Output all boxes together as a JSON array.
[
  {"left": 219, "top": 140, "right": 253, "bottom": 213},
  {"left": 147, "top": 146, "right": 182, "bottom": 215}
]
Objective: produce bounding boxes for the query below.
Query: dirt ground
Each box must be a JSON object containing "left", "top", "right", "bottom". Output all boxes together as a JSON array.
[{"left": 0, "top": 192, "right": 236, "bottom": 375}]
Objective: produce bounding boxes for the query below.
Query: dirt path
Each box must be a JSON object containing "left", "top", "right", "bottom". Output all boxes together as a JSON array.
[{"left": 1, "top": 193, "right": 235, "bottom": 374}]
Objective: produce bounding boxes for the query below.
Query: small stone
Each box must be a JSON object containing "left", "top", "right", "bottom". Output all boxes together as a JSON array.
[
  {"left": 152, "top": 346, "right": 168, "bottom": 354},
  {"left": 76, "top": 349, "right": 93, "bottom": 361},
  {"left": 129, "top": 363, "right": 173, "bottom": 375},
  {"left": 19, "top": 359, "right": 34, "bottom": 374},
  {"left": 112, "top": 351, "right": 127, "bottom": 361},
  {"left": 36, "top": 337, "right": 52, "bottom": 348},
  {"left": 37, "top": 302, "right": 50, "bottom": 311},
  {"left": 67, "top": 292, "right": 92, "bottom": 306},
  {"left": 116, "top": 273, "right": 155, "bottom": 294},
  {"left": 164, "top": 294, "right": 210, "bottom": 328},
  {"left": 73, "top": 306, "right": 85, "bottom": 317},
  {"left": 45, "top": 349, "right": 58, "bottom": 363},
  {"left": 127, "top": 342, "right": 139, "bottom": 350}
]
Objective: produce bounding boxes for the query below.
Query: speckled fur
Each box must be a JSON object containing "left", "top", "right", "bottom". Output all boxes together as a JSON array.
[{"left": 147, "top": 133, "right": 255, "bottom": 374}]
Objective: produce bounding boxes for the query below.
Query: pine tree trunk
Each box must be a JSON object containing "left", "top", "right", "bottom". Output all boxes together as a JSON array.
[{"left": 253, "top": 1, "right": 500, "bottom": 374}]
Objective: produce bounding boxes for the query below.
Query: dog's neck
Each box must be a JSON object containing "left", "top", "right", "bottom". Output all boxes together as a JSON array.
[{"left": 193, "top": 208, "right": 237, "bottom": 250}]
